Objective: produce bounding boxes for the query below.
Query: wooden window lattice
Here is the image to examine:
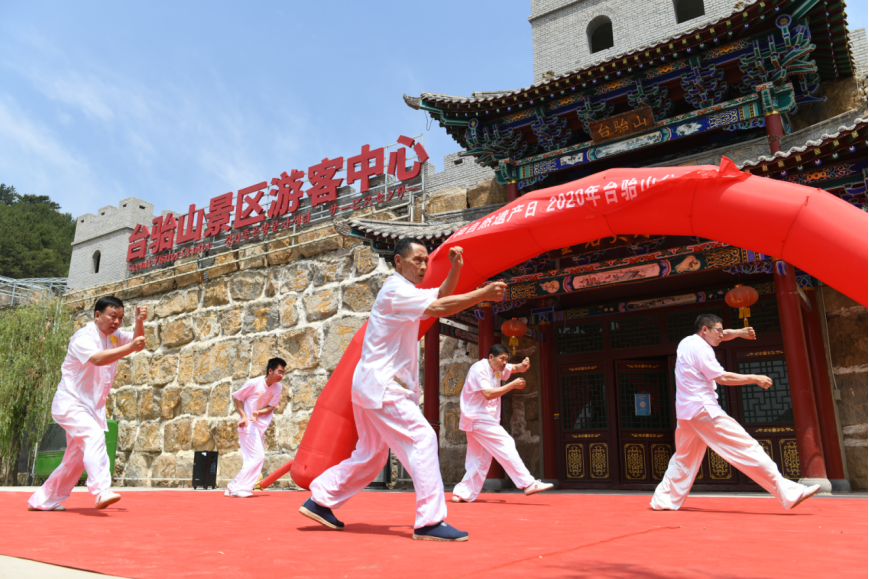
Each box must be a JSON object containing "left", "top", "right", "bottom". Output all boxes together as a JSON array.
[
  {"left": 618, "top": 370, "right": 673, "bottom": 430},
  {"left": 737, "top": 358, "right": 793, "bottom": 424},
  {"left": 561, "top": 373, "right": 608, "bottom": 431},
  {"left": 666, "top": 308, "right": 722, "bottom": 344},
  {"left": 730, "top": 300, "right": 781, "bottom": 334},
  {"left": 556, "top": 322, "right": 604, "bottom": 355},
  {"left": 609, "top": 315, "right": 662, "bottom": 350}
]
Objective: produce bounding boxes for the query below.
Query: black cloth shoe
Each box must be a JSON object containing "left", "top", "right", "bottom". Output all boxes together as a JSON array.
[
  {"left": 299, "top": 498, "right": 345, "bottom": 530},
  {"left": 412, "top": 521, "right": 469, "bottom": 542}
]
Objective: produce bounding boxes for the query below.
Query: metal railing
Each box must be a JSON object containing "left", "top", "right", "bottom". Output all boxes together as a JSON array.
[{"left": 0, "top": 276, "right": 68, "bottom": 308}]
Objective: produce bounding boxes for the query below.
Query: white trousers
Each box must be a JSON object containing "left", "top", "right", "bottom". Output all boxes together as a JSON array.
[
  {"left": 28, "top": 404, "right": 111, "bottom": 510},
  {"left": 226, "top": 429, "right": 265, "bottom": 494},
  {"left": 310, "top": 383, "right": 446, "bottom": 529},
  {"left": 651, "top": 409, "right": 807, "bottom": 510},
  {"left": 452, "top": 418, "right": 536, "bottom": 502}
]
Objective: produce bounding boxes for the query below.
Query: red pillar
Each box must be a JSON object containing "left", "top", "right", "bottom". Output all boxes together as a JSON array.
[
  {"left": 804, "top": 291, "right": 846, "bottom": 482},
  {"left": 424, "top": 321, "right": 440, "bottom": 445},
  {"left": 765, "top": 111, "right": 784, "bottom": 154},
  {"left": 507, "top": 181, "right": 518, "bottom": 203},
  {"left": 773, "top": 261, "right": 829, "bottom": 487},
  {"left": 539, "top": 321, "right": 558, "bottom": 481},
  {"left": 478, "top": 303, "right": 505, "bottom": 481}
]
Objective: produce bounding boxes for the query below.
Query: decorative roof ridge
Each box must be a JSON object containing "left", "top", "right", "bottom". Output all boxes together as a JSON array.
[
  {"left": 739, "top": 116, "right": 867, "bottom": 168},
  {"left": 337, "top": 218, "right": 466, "bottom": 241},
  {"left": 408, "top": 0, "right": 775, "bottom": 107}
]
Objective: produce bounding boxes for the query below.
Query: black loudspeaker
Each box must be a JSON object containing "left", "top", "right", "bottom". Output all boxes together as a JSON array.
[{"left": 192, "top": 451, "right": 218, "bottom": 489}]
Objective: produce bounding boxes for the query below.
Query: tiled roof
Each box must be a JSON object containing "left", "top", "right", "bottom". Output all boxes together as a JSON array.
[
  {"left": 739, "top": 117, "right": 867, "bottom": 170},
  {"left": 335, "top": 219, "right": 463, "bottom": 243},
  {"left": 405, "top": 0, "right": 852, "bottom": 112}
]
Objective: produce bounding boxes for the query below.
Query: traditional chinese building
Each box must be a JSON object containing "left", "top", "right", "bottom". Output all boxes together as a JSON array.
[{"left": 395, "top": 0, "right": 867, "bottom": 491}]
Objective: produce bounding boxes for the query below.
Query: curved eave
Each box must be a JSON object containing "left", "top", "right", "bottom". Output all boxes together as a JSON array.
[
  {"left": 740, "top": 117, "right": 867, "bottom": 173},
  {"left": 404, "top": 0, "right": 852, "bottom": 120}
]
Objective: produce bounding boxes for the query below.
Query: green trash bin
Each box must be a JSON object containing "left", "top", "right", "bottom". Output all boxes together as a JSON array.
[{"left": 34, "top": 419, "right": 118, "bottom": 484}]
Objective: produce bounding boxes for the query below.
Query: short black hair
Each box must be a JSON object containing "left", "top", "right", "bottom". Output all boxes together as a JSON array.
[
  {"left": 266, "top": 357, "right": 287, "bottom": 374},
  {"left": 94, "top": 296, "right": 124, "bottom": 314},
  {"left": 489, "top": 344, "right": 509, "bottom": 358},
  {"left": 393, "top": 237, "right": 427, "bottom": 265},
  {"left": 694, "top": 313, "right": 724, "bottom": 334}
]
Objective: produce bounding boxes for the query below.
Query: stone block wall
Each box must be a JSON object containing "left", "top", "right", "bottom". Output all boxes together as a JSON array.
[
  {"left": 820, "top": 286, "right": 868, "bottom": 490},
  {"left": 67, "top": 232, "right": 389, "bottom": 488},
  {"left": 529, "top": 0, "right": 734, "bottom": 81},
  {"left": 62, "top": 178, "right": 521, "bottom": 489}
]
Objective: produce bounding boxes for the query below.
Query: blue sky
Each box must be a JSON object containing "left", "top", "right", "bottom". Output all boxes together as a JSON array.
[{"left": 0, "top": 1, "right": 865, "bottom": 218}]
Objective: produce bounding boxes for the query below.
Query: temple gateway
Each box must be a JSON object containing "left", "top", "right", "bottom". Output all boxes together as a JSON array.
[{"left": 62, "top": 0, "right": 866, "bottom": 493}]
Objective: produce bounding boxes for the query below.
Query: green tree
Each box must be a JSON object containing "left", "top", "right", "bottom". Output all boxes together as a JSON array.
[
  {"left": 0, "top": 300, "right": 74, "bottom": 485},
  {"left": 0, "top": 184, "right": 76, "bottom": 278}
]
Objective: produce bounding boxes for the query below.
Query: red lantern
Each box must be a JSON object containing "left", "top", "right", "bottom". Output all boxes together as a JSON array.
[
  {"left": 500, "top": 317, "right": 527, "bottom": 355},
  {"left": 725, "top": 284, "right": 759, "bottom": 327}
]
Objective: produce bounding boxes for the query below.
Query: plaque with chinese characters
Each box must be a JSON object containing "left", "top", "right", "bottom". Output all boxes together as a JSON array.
[{"left": 589, "top": 107, "right": 656, "bottom": 144}]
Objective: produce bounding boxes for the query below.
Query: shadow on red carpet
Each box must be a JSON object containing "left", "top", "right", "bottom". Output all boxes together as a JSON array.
[{"left": 0, "top": 491, "right": 865, "bottom": 578}]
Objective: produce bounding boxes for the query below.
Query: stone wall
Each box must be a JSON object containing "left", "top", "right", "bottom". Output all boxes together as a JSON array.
[
  {"left": 66, "top": 228, "right": 388, "bottom": 488},
  {"left": 529, "top": 0, "right": 734, "bottom": 80},
  {"left": 62, "top": 178, "right": 519, "bottom": 489},
  {"left": 820, "top": 287, "right": 868, "bottom": 490}
]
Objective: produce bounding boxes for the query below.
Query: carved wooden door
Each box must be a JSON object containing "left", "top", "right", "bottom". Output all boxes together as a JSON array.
[
  {"left": 615, "top": 360, "right": 675, "bottom": 484},
  {"left": 556, "top": 362, "right": 616, "bottom": 483}
]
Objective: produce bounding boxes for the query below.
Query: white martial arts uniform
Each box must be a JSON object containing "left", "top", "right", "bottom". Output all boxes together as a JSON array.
[
  {"left": 452, "top": 360, "right": 536, "bottom": 502},
  {"left": 310, "top": 273, "right": 445, "bottom": 529},
  {"left": 226, "top": 377, "right": 283, "bottom": 494},
  {"left": 651, "top": 334, "right": 808, "bottom": 510},
  {"left": 28, "top": 322, "right": 132, "bottom": 510}
]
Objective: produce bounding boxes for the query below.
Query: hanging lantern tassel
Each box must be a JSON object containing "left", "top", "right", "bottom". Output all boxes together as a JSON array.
[
  {"left": 725, "top": 285, "right": 760, "bottom": 331},
  {"left": 508, "top": 335, "right": 520, "bottom": 355}
]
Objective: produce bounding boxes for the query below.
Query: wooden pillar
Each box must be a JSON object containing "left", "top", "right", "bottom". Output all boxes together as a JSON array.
[
  {"left": 507, "top": 181, "right": 518, "bottom": 203},
  {"left": 423, "top": 322, "right": 440, "bottom": 445},
  {"left": 773, "top": 261, "right": 829, "bottom": 488},
  {"left": 804, "top": 291, "right": 847, "bottom": 483},
  {"left": 765, "top": 111, "right": 784, "bottom": 154},
  {"left": 539, "top": 321, "right": 558, "bottom": 481},
  {"left": 478, "top": 303, "right": 505, "bottom": 481}
]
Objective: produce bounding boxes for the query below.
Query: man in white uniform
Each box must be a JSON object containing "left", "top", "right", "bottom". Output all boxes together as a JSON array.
[
  {"left": 28, "top": 296, "right": 146, "bottom": 511},
  {"left": 301, "top": 237, "right": 506, "bottom": 541},
  {"left": 651, "top": 313, "right": 821, "bottom": 511},
  {"left": 452, "top": 344, "right": 553, "bottom": 503},
  {"left": 225, "top": 357, "right": 285, "bottom": 498}
]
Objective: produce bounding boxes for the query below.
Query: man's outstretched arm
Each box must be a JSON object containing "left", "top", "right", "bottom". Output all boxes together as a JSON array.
[
  {"left": 721, "top": 327, "right": 756, "bottom": 342},
  {"left": 426, "top": 282, "right": 506, "bottom": 318}
]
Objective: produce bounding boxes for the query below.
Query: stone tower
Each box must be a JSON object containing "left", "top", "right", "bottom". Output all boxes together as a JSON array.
[
  {"left": 529, "top": 0, "right": 736, "bottom": 81},
  {"left": 67, "top": 198, "right": 157, "bottom": 290}
]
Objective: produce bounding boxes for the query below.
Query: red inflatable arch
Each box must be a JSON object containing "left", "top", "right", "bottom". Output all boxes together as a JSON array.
[{"left": 261, "top": 158, "right": 868, "bottom": 490}]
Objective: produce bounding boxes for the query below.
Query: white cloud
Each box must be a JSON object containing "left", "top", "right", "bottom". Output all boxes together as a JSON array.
[
  {"left": 2, "top": 31, "right": 311, "bottom": 217},
  {"left": 0, "top": 96, "right": 100, "bottom": 213}
]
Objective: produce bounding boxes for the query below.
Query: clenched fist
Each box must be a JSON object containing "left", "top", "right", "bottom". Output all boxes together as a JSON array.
[
  {"left": 135, "top": 306, "right": 148, "bottom": 322},
  {"left": 482, "top": 282, "right": 507, "bottom": 302},
  {"left": 130, "top": 336, "right": 146, "bottom": 352},
  {"left": 448, "top": 246, "right": 464, "bottom": 267}
]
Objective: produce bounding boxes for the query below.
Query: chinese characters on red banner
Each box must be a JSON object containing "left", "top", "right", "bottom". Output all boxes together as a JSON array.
[{"left": 128, "top": 136, "right": 428, "bottom": 264}]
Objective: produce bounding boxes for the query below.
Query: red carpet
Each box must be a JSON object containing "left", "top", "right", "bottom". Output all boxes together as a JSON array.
[{"left": 0, "top": 490, "right": 864, "bottom": 578}]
